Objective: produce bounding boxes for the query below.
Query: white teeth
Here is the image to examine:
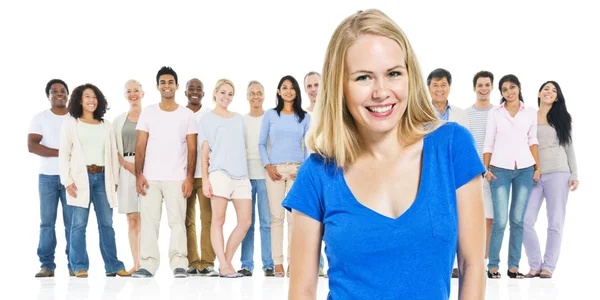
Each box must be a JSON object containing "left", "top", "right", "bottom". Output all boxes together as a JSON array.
[{"left": 367, "top": 105, "right": 393, "bottom": 113}]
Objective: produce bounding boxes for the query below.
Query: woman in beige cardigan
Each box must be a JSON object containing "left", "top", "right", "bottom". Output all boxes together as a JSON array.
[
  {"left": 59, "top": 84, "right": 129, "bottom": 278},
  {"left": 113, "top": 79, "right": 144, "bottom": 273}
]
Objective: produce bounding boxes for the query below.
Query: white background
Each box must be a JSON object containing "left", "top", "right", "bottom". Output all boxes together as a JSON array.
[{"left": 1, "top": 0, "right": 598, "bottom": 298}]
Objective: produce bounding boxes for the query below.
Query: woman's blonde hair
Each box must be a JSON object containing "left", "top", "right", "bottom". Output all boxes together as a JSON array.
[
  {"left": 124, "top": 79, "right": 143, "bottom": 92},
  {"left": 307, "top": 9, "right": 440, "bottom": 168},
  {"left": 213, "top": 79, "right": 235, "bottom": 101}
]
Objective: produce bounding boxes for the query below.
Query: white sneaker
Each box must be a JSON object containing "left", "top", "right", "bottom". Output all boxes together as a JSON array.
[{"left": 205, "top": 267, "right": 219, "bottom": 277}]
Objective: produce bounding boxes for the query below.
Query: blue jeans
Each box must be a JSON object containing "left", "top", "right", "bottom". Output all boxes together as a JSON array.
[
  {"left": 38, "top": 174, "right": 72, "bottom": 271},
  {"left": 488, "top": 166, "right": 534, "bottom": 270},
  {"left": 240, "top": 179, "right": 274, "bottom": 271},
  {"left": 69, "top": 172, "right": 125, "bottom": 273}
]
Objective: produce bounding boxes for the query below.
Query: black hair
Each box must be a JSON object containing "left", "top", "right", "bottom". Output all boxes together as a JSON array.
[
  {"left": 473, "top": 71, "right": 494, "bottom": 88},
  {"left": 427, "top": 68, "right": 452, "bottom": 86},
  {"left": 156, "top": 66, "right": 178, "bottom": 85},
  {"left": 68, "top": 84, "right": 109, "bottom": 121},
  {"left": 498, "top": 74, "right": 524, "bottom": 104},
  {"left": 45, "top": 79, "right": 69, "bottom": 97},
  {"left": 538, "top": 81, "right": 572, "bottom": 146},
  {"left": 275, "top": 75, "right": 306, "bottom": 123}
]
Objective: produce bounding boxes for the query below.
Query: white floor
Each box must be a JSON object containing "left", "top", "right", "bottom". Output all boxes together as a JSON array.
[{"left": 20, "top": 274, "right": 595, "bottom": 300}]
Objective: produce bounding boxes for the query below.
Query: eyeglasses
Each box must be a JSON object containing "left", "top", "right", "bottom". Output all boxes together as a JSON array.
[{"left": 248, "top": 91, "right": 263, "bottom": 97}]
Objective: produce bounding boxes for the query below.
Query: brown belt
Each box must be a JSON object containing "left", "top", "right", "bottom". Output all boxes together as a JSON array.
[{"left": 87, "top": 164, "right": 105, "bottom": 174}]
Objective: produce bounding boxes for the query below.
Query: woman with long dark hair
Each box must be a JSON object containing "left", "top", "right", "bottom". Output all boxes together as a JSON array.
[
  {"left": 258, "top": 75, "right": 310, "bottom": 277},
  {"left": 58, "top": 84, "right": 129, "bottom": 277},
  {"left": 483, "top": 74, "right": 541, "bottom": 279},
  {"left": 523, "top": 81, "right": 578, "bottom": 279}
]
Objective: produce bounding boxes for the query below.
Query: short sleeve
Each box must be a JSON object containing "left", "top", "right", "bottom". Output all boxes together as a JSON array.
[
  {"left": 136, "top": 108, "right": 149, "bottom": 132},
  {"left": 29, "top": 113, "right": 42, "bottom": 135},
  {"left": 282, "top": 155, "right": 324, "bottom": 222},
  {"left": 197, "top": 118, "right": 206, "bottom": 144},
  {"left": 451, "top": 123, "right": 486, "bottom": 189},
  {"left": 187, "top": 111, "right": 198, "bottom": 135}
]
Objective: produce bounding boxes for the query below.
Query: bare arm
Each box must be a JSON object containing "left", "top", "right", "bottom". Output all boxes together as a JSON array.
[
  {"left": 530, "top": 144, "right": 541, "bottom": 170},
  {"left": 135, "top": 130, "right": 149, "bottom": 176},
  {"left": 186, "top": 134, "right": 197, "bottom": 180},
  {"left": 456, "top": 176, "right": 486, "bottom": 300},
  {"left": 288, "top": 210, "right": 322, "bottom": 300},
  {"left": 28, "top": 134, "right": 58, "bottom": 157},
  {"left": 482, "top": 153, "right": 491, "bottom": 170},
  {"left": 201, "top": 141, "right": 210, "bottom": 179}
]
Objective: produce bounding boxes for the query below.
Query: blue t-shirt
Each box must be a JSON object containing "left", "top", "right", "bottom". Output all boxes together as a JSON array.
[
  {"left": 282, "top": 123, "right": 484, "bottom": 300},
  {"left": 198, "top": 111, "right": 249, "bottom": 179},
  {"left": 258, "top": 109, "right": 310, "bottom": 166}
]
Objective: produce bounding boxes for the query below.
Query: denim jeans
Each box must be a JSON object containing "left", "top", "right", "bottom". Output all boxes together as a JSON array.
[
  {"left": 488, "top": 166, "right": 534, "bottom": 270},
  {"left": 240, "top": 179, "right": 274, "bottom": 271},
  {"left": 69, "top": 172, "right": 125, "bottom": 273},
  {"left": 38, "top": 174, "right": 72, "bottom": 271}
]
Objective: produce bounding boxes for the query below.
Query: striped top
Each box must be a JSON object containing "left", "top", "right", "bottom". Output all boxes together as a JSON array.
[{"left": 466, "top": 104, "right": 494, "bottom": 161}]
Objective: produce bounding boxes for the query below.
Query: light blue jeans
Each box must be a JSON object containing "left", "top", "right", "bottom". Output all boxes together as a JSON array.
[
  {"left": 37, "top": 174, "right": 72, "bottom": 271},
  {"left": 240, "top": 179, "right": 274, "bottom": 271},
  {"left": 487, "top": 166, "right": 534, "bottom": 270},
  {"left": 69, "top": 172, "right": 125, "bottom": 273}
]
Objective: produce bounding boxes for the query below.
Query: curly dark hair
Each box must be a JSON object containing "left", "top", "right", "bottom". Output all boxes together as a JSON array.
[{"left": 68, "top": 83, "right": 109, "bottom": 121}]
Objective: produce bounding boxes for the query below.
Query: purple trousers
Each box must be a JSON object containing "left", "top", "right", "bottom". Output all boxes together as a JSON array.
[{"left": 522, "top": 172, "right": 571, "bottom": 273}]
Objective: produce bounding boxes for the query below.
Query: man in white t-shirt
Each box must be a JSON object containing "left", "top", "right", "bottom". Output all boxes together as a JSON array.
[
  {"left": 302, "top": 71, "right": 328, "bottom": 277},
  {"left": 132, "top": 67, "right": 198, "bottom": 278},
  {"left": 466, "top": 71, "right": 495, "bottom": 269},
  {"left": 29, "top": 79, "right": 72, "bottom": 278},
  {"left": 184, "top": 78, "right": 218, "bottom": 276},
  {"left": 237, "top": 80, "right": 275, "bottom": 277},
  {"left": 304, "top": 72, "right": 320, "bottom": 113}
]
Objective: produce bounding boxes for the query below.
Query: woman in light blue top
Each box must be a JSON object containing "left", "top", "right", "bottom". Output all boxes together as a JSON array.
[
  {"left": 258, "top": 75, "right": 310, "bottom": 277},
  {"left": 199, "top": 79, "right": 252, "bottom": 278}
]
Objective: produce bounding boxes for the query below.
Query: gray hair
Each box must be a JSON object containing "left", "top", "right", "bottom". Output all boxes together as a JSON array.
[
  {"left": 247, "top": 80, "right": 264, "bottom": 91},
  {"left": 124, "top": 79, "right": 143, "bottom": 92},
  {"left": 303, "top": 71, "right": 321, "bottom": 85}
]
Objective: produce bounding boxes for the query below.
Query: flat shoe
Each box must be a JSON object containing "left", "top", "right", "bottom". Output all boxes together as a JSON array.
[
  {"left": 540, "top": 273, "right": 552, "bottom": 279},
  {"left": 220, "top": 272, "right": 243, "bottom": 278},
  {"left": 524, "top": 272, "right": 540, "bottom": 278}
]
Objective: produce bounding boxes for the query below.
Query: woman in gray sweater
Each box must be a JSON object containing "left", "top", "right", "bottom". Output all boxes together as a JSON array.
[{"left": 523, "top": 81, "right": 579, "bottom": 279}]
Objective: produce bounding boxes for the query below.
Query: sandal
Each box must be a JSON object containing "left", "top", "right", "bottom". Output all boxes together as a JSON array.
[
  {"left": 219, "top": 272, "right": 243, "bottom": 278},
  {"left": 487, "top": 270, "right": 501, "bottom": 279},
  {"left": 507, "top": 269, "right": 525, "bottom": 279},
  {"left": 539, "top": 271, "right": 553, "bottom": 279},
  {"left": 524, "top": 271, "right": 540, "bottom": 279}
]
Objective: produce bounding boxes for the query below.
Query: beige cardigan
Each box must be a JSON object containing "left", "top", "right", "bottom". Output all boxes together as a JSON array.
[
  {"left": 58, "top": 117, "right": 119, "bottom": 208},
  {"left": 448, "top": 104, "right": 470, "bottom": 129}
]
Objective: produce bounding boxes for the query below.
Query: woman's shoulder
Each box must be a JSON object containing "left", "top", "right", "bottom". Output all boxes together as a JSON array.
[{"left": 427, "top": 122, "right": 473, "bottom": 147}]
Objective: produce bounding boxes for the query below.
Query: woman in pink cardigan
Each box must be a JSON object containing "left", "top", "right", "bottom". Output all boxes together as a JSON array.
[{"left": 59, "top": 84, "right": 129, "bottom": 278}]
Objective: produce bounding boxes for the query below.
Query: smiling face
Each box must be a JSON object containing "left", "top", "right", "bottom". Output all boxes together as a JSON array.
[
  {"left": 124, "top": 81, "right": 144, "bottom": 106},
  {"left": 278, "top": 80, "right": 297, "bottom": 103},
  {"left": 157, "top": 74, "right": 178, "bottom": 100},
  {"left": 501, "top": 81, "right": 520, "bottom": 104},
  {"left": 304, "top": 74, "right": 320, "bottom": 103},
  {"left": 538, "top": 82, "right": 557, "bottom": 106},
  {"left": 214, "top": 83, "right": 234, "bottom": 109},
  {"left": 185, "top": 79, "right": 204, "bottom": 106},
  {"left": 247, "top": 83, "right": 264, "bottom": 109},
  {"left": 49, "top": 83, "right": 68, "bottom": 108},
  {"left": 474, "top": 77, "right": 492, "bottom": 102},
  {"left": 343, "top": 34, "right": 408, "bottom": 136},
  {"left": 428, "top": 77, "right": 450, "bottom": 105},
  {"left": 81, "top": 88, "right": 98, "bottom": 114}
]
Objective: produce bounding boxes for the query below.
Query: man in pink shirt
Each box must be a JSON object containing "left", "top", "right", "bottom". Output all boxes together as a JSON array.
[{"left": 132, "top": 66, "right": 198, "bottom": 278}]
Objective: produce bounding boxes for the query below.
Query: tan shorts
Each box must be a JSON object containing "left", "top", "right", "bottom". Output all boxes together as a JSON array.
[{"left": 208, "top": 170, "right": 252, "bottom": 200}]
